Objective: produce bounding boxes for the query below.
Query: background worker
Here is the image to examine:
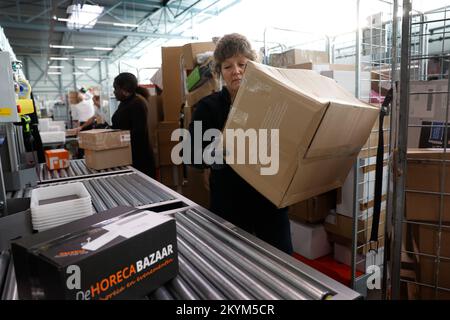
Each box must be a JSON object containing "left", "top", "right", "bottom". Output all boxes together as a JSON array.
[{"left": 111, "top": 72, "right": 156, "bottom": 178}]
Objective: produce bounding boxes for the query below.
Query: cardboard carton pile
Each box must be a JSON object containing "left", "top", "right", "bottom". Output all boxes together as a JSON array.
[{"left": 78, "top": 129, "right": 132, "bottom": 170}]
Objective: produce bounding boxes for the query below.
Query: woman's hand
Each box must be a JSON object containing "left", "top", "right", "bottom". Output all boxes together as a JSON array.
[{"left": 203, "top": 168, "right": 211, "bottom": 191}]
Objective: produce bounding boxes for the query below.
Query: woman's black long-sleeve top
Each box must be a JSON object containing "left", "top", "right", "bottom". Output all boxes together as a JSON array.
[{"left": 188, "top": 87, "right": 293, "bottom": 254}]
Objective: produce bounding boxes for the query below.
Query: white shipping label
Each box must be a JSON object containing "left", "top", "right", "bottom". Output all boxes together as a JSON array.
[{"left": 120, "top": 134, "right": 131, "bottom": 142}]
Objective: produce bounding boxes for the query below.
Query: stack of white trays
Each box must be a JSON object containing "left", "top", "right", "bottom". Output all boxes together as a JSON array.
[{"left": 30, "top": 182, "right": 93, "bottom": 232}]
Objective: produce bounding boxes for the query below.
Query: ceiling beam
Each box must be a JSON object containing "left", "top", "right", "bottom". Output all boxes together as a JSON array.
[{"left": 0, "top": 20, "right": 196, "bottom": 40}]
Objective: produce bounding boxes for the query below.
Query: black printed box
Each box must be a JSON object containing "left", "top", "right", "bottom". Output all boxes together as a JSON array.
[{"left": 11, "top": 206, "right": 178, "bottom": 300}]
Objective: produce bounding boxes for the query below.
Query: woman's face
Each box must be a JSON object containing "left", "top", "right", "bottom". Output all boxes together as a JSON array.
[
  {"left": 113, "top": 84, "right": 128, "bottom": 102},
  {"left": 221, "top": 54, "right": 249, "bottom": 95}
]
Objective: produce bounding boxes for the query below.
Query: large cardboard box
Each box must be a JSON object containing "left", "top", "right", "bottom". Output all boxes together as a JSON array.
[
  {"left": 414, "top": 224, "right": 450, "bottom": 299},
  {"left": 11, "top": 206, "right": 178, "bottom": 300},
  {"left": 324, "top": 210, "right": 386, "bottom": 244},
  {"left": 85, "top": 146, "right": 132, "bottom": 170},
  {"left": 78, "top": 129, "right": 130, "bottom": 150},
  {"left": 162, "top": 46, "right": 184, "bottom": 122},
  {"left": 186, "top": 77, "right": 220, "bottom": 107},
  {"left": 288, "top": 190, "right": 336, "bottom": 224},
  {"left": 157, "top": 121, "right": 180, "bottom": 166},
  {"left": 223, "top": 61, "right": 379, "bottom": 208},
  {"left": 290, "top": 220, "right": 332, "bottom": 260},
  {"left": 269, "top": 49, "right": 329, "bottom": 68},
  {"left": 182, "top": 42, "right": 216, "bottom": 70},
  {"left": 406, "top": 149, "right": 450, "bottom": 223}
]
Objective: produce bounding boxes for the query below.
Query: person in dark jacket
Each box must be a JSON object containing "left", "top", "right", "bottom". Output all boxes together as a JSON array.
[
  {"left": 188, "top": 33, "right": 293, "bottom": 255},
  {"left": 112, "top": 73, "right": 156, "bottom": 178}
]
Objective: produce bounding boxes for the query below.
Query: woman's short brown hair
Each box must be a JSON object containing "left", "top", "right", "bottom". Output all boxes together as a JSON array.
[{"left": 214, "top": 33, "right": 257, "bottom": 74}]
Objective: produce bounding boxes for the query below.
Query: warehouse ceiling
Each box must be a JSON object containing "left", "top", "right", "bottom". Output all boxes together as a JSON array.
[{"left": 0, "top": 0, "right": 240, "bottom": 62}]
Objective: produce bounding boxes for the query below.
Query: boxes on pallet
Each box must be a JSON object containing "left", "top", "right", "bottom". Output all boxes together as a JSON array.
[
  {"left": 324, "top": 210, "right": 385, "bottom": 244},
  {"left": 223, "top": 61, "right": 379, "bottom": 208},
  {"left": 290, "top": 220, "right": 331, "bottom": 260},
  {"left": 337, "top": 154, "right": 388, "bottom": 219},
  {"left": 288, "top": 190, "right": 336, "bottom": 224},
  {"left": 334, "top": 242, "right": 384, "bottom": 273},
  {"left": 406, "top": 149, "right": 450, "bottom": 223}
]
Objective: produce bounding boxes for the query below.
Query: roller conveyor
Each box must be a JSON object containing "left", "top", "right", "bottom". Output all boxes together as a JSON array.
[
  {"left": 2, "top": 170, "right": 361, "bottom": 301},
  {"left": 38, "top": 159, "right": 133, "bottom": 184}
]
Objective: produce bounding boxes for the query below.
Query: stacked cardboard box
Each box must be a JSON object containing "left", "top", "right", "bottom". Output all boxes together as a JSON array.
[
  {"left": 406, "top": 149, "right": 450, "bottom": 299},
  {"left": 78, "top": 129, "right": 132, "bottom": 170},
  {"left": 407, "top": 80, "right": 449, "bottom": 149},
  {"left": 177, "top": 42, "right": 218, "bottom": 206},
  {"left": 269, "top": 49, "right": 329, "bottom": 68}
]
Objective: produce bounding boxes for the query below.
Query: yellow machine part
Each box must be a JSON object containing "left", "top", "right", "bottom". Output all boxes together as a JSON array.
[{"left": 17, "top": 99, "right": 34, "bottom": 115}]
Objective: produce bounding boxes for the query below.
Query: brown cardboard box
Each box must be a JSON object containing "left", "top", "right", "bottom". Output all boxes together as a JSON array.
[
  {"left": 85, "top": 146, "right": 132, "bottom": 170},
  {"left": 324, "top": 211, "right": 386, "bottom": 244},
  {"left": 186, "top": 77, "right": 220, "bottom": 107},
  {"left": 157, "top": 121, "right": 180, "bottom": 166},
  {"left": 269, "top": 49, "right": 329, "bottom": 67},
  {"left": 159, "top": 165, "right": 183, "bottom": 189},
  {"left": 182, "top": 166, "right": 210, "bottom": 209},
  {"left": 371, "top": 69, "right": 391, "bottom": 96},
  {"left": 162, "top": 46, "right": 184, "bottom": 121},
  {"left": 288, "top": 63, "right": 354, "bottom": 71},
  {"left": 223, "top": 61, "right": 379, "bottom": 208},
  {"left": 182, "top": 42, "right": 216, "bottom": 70},
  {"left": 78, "top": 129, "right": 130, "bottom": 150},
  {"left": 406, "top": 149, "right": 450, "bottom": 223},
  {"left": 288, "top": 190, "right": 336, "bottom": 224},
  {"left": 415, "top": 224, "right": 450, "bottom": 299}
]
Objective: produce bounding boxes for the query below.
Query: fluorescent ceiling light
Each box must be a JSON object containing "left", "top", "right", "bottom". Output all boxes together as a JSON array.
[
  {"left": 50, "top": 57, "right": 69, "bottom": 60},
  {"left": 56, "top": 17, "right": 69, "bottom": 22},
  {"left": 77, "top": 66, "right": 91, "bottom": 69},
  {"left": 73, "top": 72, "right": 84, "bottom": 75},
  {"left": 49, "top": 66, "right": 64, "bottom": 69},
  {"left": 113, "top": 23, "right": 138, "bottom": 28},
  {"left": 48, "top": 72, "right": 61, "bottom": 75},
  {"left": 50, "top": 44, "right": 74, "bottom": 49},
  {"left": 66, "top": 4, "right": 104, "bottom": 30},
  {"left": 83, "top": 58, "right": 101, "bottom": 61},
  {"left": 93, "top": 47, "right": 113, "bottom": 51}
]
